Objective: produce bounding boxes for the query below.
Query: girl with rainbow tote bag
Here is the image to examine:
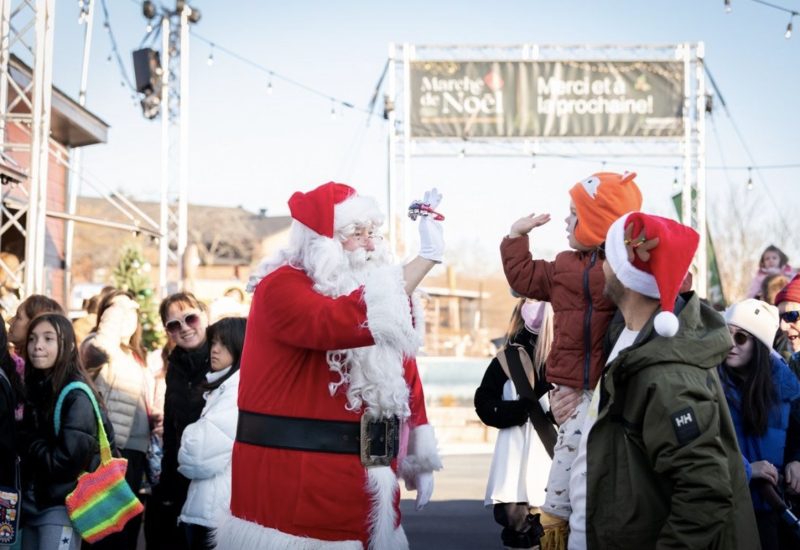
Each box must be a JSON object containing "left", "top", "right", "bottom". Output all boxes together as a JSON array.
[{"left": 54, "top": 381, "right": 144, "bottom": 543}]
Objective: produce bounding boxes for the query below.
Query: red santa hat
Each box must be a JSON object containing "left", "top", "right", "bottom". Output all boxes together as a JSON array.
[
  {"left": 288, "top": 181, "right": 383, "bottom": 238},
  {"left": 605, "top": 212, "right": 699, "bottom": 337},
  {"left": 774, "top": 274, "right": 800, "bottom": 306}
]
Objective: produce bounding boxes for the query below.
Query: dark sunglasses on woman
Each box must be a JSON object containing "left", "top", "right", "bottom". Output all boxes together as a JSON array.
[
  {"left": 779, "top": 310, "right": 800, "bottom": 324},
  {"left": 731, "top": 330, "right": 751, "bottom": 347},
  {"left": 165, "top": 312, "right": 202, "bottom": 334}
]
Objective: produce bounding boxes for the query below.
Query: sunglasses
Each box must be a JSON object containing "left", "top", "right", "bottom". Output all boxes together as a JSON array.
[
  {"left": 165, "top": 312, "right": 202, "bottom": 334},
  {"left": 780, "top": 310, "right": 800, "bottom": 324},
  {"left": 730, "top": 330, "right": 751, "bottom": 347}
]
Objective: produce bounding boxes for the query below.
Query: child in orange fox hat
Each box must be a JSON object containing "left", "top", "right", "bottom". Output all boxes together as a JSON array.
[{"left": 500, "top": 172, "right": 642, "bottom": 531}]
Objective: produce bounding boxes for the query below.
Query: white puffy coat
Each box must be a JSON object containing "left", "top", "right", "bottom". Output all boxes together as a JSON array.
[{"left": 178, "top": 369, "right": 239, "bottom": 528}]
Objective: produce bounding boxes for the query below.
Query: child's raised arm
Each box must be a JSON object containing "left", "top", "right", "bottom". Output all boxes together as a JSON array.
[{"left": 509, "top": 213, "right": 551, "bottom": 238}]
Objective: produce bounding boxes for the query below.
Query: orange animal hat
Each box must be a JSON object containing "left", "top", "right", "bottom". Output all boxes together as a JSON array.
[{"left": 568, "top": 172, "right": 643, "bottom": 247}]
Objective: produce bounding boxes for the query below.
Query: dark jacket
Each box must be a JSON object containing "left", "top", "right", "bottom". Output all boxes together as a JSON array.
[
  {"left": 474, "top": 330, "right": 550, "bottom": 429},
  {"left": 719, "top": 352, "right": 800, "bottom": 511},
  {"left": 156, "top": 342, "right": 210, "bottom": 505},
  {"left": 585, "top": 292, "right": 759, "bottom": 549},
  {"left": 20, "top": 371, "right": 117, "bottom": 509},
  {"left": 0, "top": 368, "right": 17, "bottom": 488},
  {"left": 500, "top": 235, "right": 616, "bottom": 389}
]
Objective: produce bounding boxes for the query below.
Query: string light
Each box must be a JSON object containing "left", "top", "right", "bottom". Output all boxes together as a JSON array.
[
  {"left": 746, "top": 1, "right": 800, "bottom": 38},
  {"left": 459, "top": 148, "right": 466, "bottom": 159},
  {"left": 330, "top": 100, "right": 336, "bottom": 120},
  {"left": 746, "top": 167, "right": 753, "bottom": 190},
  {"left": 672, "top": 166, "right": 679, "bottom": 189},
  {"left": 530, "top": 153, "right": 537, "bottom": 172},
  {"left": 146, "top": 23, "right": 153, "bottom": 33},
  {"left": 267, "top": 80, "right": 273, "bottom": 95},
  {"left": 207, "top": 43, "right": 215, "bottom": 66},
  {"left": 725, "top": 0, "right": 732, "bottom": 13}
]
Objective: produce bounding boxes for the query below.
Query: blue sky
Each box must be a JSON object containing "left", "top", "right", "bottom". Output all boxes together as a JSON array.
[{"left": 46, "top": 0, "right": 799, "bottom": 272}]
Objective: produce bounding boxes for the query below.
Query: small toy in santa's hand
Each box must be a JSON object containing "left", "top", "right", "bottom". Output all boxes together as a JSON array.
[{"left": 407, "top": 200, "right": 445, "bottom": 221}]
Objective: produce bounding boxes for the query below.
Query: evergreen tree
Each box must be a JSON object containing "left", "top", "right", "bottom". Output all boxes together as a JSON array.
[{"left": 112, "top": 244, "right": 164, "bottom": 351}]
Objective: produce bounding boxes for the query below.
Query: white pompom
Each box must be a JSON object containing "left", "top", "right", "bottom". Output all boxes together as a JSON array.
[{"left": 654, "top": 311, "right": 679, "bottom": 337}]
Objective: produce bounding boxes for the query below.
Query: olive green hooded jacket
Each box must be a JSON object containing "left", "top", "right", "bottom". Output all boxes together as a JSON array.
[{"left": 585, "top": 292, "right": 760, "bottom": 549}]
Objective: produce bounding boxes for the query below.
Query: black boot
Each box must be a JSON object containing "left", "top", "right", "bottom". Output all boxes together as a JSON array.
[{"left": 499, "top": 514, "right": 544, "bottom": 549}]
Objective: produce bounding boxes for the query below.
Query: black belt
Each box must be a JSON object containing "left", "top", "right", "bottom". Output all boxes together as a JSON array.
[{"left": 236, "top": 410, "right": 400, "bottom": 467}]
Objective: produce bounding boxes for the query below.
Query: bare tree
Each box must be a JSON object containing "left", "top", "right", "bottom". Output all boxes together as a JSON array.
[{"left": 709, "top": 189, "right": 793, "bottom": 303}]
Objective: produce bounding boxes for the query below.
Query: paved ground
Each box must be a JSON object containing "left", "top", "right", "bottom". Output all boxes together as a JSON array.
[{"left": 401, "top": 452, "right": 499, "bottom": 549}]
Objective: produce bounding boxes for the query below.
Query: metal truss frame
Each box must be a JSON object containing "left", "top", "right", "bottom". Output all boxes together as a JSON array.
[{"left": 387, "top": 43, "right": 709, "bottom": 297}]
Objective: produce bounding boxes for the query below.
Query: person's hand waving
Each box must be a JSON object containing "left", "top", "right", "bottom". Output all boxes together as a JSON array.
[
  {"left": 509, "top": 212, "right": 551, "bottom": 238},
  {"left": 418, "top": 188, "right": 444, "bottom": 263}
]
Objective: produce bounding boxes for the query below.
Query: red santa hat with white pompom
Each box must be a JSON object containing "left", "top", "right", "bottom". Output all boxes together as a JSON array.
[
  {"left": 605, "top": 212, "right": 699, "bottom": 337},
  {"left": 288, "top": 181, "right": 383, "bottom": 238}
]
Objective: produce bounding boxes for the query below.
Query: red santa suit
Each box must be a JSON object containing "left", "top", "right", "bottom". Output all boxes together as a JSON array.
[{"left": 217, "top": 182, "right": 441, "bottom": 550}]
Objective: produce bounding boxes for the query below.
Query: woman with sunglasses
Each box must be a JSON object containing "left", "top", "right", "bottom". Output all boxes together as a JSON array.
[
  {"left": 775, "top": 274, "right": 800, "bottom": 371},
  {"left": 146, "top": 292, "right": 210, "bottom": 550},
  {"left": 720, "top": 299, "right": 800, "bottom": 549}
]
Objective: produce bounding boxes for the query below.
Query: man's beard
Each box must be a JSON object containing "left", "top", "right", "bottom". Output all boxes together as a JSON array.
[
  {"left": 306, "top": 237, "right": 393, "bottom": 298},
  {"left": 603, "top": 270, "right": 625, "bottom": 305},
  {"left": 302, "top": 237, "right": 410, "bottom": 418}
]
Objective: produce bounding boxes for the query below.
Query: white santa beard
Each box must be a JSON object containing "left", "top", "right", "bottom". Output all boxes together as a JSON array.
[{"left": 303, "top": 237, "right": 410, "bottom": 419}]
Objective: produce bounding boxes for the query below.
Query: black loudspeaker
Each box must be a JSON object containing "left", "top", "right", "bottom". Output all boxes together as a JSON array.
[{"left": 132, "top": 48, "right": 162, "bottom": 94}]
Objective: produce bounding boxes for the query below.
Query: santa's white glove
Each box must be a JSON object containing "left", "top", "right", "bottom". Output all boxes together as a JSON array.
[
  {"left": 418, "top": 188, "right": 444, "bottom": 263},
  {"left": 413, "top": 471, "right": 434, "bottom": 511}
]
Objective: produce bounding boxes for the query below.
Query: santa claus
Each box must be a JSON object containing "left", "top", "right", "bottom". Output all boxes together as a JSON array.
[{"left": 216, "top": 182, "right": 444, "bottom": 549}]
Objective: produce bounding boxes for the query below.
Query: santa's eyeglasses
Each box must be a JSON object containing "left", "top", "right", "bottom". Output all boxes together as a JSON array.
[
  {"left": 165, "top": 312, "right": 202, "bottom": 334},
  {"left": 780, "top": 310, "right": 800, "bottom": 324},
  {"left": 344, "top": 229, "right": 383, "bottom": 243}
]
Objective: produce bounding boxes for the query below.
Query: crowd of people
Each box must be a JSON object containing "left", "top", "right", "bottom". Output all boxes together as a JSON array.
[
  {"left": 0, "top": 287, "right": 248, "bottom": 550},
  {"left": 1, "top": 174, "right": 800, "bottom": 550},
  {"left": 476, "top": 172, "right": 800, "bottom": 550}
]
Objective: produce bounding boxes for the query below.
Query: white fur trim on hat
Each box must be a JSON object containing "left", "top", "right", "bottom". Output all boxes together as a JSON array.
[
  {"left": 724, "top": 299, "right": 780, "bottom": 350},
  {"left": 605, "top": 213, "right": 659, "bottom": 299},
  {"left": 334, "top": 194, "right": 384, "bottom": 233}
]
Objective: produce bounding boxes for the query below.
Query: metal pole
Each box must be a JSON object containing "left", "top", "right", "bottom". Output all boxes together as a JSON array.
[
  {"left": 25, "top": 0, "right": 55, "bottom": 295},
  {"left": 680, "top": 43, "right": 692, "bottom": 235},
  {"left": 386, "top": 42, "right": 397, "bottom": 257},
  {"left": 178, "top": 4, "right": 189, "bottom": 288},
  {"left": 401, "top": 42, "right": 411, "bottom": 259},
  {"left": 695, "top": 42, "right": 708, "bottom": 298},
  {"left": 0, "top": 0, "right": 11, "bottom": 153},
  {"left": 158, "top": 14, "right": 170, "bottom": 297},
  {"left": 64, "top": 0, "right": 95, "bottom": 307}
]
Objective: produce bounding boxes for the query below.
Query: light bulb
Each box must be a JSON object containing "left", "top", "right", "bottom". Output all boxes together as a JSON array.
[
  {"left": 207, "top": 53, "right": 214, "bottom": 66},
  {"left": 724, "top": 0, "right": 732, "bottom": 14},
  {"left": 785, "top": 19, "right": 793, "bottom": 39},
  {"left": 267, "top": 81, "right": 273, "bottom": 95}
]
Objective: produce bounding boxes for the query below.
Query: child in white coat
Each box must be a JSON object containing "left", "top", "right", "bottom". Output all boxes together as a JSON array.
[{"left": 178, "top": 317, "right": 246, "bottom": 550}]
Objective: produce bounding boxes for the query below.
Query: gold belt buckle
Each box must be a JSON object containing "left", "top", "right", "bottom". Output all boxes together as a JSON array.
[{"left": 360, "top": 415, "right": 398, "bottom": 468}]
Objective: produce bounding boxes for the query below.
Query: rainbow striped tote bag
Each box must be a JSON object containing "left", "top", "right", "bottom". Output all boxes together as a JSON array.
[{"left": 54, "top": 381, "right": 144, "bottom": 543}]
